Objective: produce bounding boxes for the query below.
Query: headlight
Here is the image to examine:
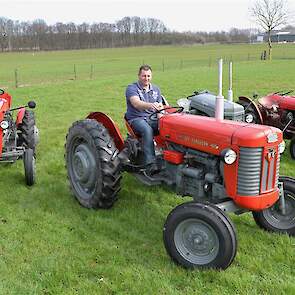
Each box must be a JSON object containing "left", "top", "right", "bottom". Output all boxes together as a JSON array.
[
  {"left": 0, "top": 120, "right": 9, "bottom": 129},
  {"left": 278, "top": 141, "right": 285, "bottom": 154},
  {"left": 245, "top": 113, "right": 254, "bottom": 123},
  {"left": 221, "top": 149, "right": 237, "bottom": 165}
]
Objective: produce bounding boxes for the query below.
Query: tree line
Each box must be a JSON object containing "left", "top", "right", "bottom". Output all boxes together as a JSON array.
[{"left": 0, "top": 16, "right": 256, "bottom": 52}]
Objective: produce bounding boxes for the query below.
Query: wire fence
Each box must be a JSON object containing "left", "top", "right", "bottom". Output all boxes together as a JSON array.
[{"left": 1, "top": 50, "right": 295, "bottom": 89}]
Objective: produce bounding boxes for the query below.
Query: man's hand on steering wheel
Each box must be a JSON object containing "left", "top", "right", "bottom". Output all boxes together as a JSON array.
[
  {"left": 148, "top": 106, "right": 184, "bottom": 121},
  {"left": 151, "top": 102, "right": 163, "bottom": 111}
]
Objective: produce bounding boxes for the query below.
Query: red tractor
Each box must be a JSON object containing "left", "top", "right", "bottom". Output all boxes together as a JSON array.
[
  {"left": 65, "top": 61, "right": 295, "bottom": 270},
  {"left": 238, "top": 90, "right": 295, "bottom": 159},
  {"left": 65, "top": 107, "right": 295, "bottom": 270},
  {"left": 0, "top": 89, "right": 38, "bottom": 185}
]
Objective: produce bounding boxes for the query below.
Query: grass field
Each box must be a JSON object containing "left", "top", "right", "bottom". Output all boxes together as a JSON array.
[{"left": 0, "top": 44, "right": 295, "bottom": 294}]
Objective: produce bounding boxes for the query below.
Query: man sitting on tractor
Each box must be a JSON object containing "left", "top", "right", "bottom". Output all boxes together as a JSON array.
[{"left": 125, "top": 64, "right": 165, "bottom": 175}]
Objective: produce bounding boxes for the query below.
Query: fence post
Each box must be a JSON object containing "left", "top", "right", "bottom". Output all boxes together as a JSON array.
[
  {"left": 162, "top": 59, "right": 165, "bottom": 72},
  {"left": 90, "top": 64, "right": 94, "bottom": 79},
  {"left": 74, "top": 64, "right": 77, "bottom": 80},
  {"left": 14, "top": 69, "right": 18, "bottom": 88},
  {"left": 209, "top": 56, "right": 212, "bottom": 67},
  {"left": 180, "top": 59, "right": 183, "bottom": 70},
  {"left": 247, "top": 53, "right": 250, "bottom": 61}
]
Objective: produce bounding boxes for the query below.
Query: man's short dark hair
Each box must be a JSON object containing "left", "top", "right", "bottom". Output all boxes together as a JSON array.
[{"left": 138, "top": 64, "right": 152, "bottom": 75}]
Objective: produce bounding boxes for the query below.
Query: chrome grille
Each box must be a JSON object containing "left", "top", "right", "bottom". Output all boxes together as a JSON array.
[
  {"left": 261, "top": 148, "right": 279, "bottom": 192},
  {"left": 237, "top": 147, "right": 262, "bottom": 196},
  {"left": 275, "top": 153, "right": 280, "bottom": 188}
]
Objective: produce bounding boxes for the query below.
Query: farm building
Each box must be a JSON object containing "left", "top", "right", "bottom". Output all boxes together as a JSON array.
[{"left": 256, "top": 30, "right": 295, "bottom": 43}]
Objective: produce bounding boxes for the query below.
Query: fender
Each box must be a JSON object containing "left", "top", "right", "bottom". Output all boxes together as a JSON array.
[
  {"left": 87, "top": 112, "right": 125, "bottom": 151},
  {"left": 238, "top": 96, "right": 264, "bottom": 124},
  {"left": 16, "top": 107, "right": 26, "bottom": 126}
]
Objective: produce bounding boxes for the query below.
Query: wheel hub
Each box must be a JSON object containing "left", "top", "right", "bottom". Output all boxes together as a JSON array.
[
  {"left": 174, "top": 218, "right": 219, "bottom": 264},
  {"left": 185, "top": 227, "right": 214, "bottom": 254},
  {"left": 70, "top": 142, "right": 97, "bottom": 199},
  {"left": 73, "top": 151, "right": 90, "bottom": 182}
]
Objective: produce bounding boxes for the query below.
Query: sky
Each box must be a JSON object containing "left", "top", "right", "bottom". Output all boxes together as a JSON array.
[{"left": 1, "top": 0, "right": 295, "bottom": 32}]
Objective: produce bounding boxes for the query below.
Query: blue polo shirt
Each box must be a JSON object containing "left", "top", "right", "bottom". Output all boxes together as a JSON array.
[{"left": 125, "top": 81, "right": 162, "bottom": 122}]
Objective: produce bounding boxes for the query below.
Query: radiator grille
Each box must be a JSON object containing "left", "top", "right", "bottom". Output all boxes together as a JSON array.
[
  {"left": 237, "top": 147, "right": 262, "bottom": 196},
  {"left": 275, "top": 153, "right": 280, "bottom": 188}
]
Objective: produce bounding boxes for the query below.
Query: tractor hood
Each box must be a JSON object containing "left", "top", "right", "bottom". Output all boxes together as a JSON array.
[{"left": 159, "top": 113, "right": 283, "bottom": 155}]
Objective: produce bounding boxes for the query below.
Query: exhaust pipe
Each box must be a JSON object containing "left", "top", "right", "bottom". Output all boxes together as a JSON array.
[
  {"left": 228, "top": 61, "right": 233, "bottom": 102},
  {"left": 215, "top": 59, "right": 224, "bottom": 120}
]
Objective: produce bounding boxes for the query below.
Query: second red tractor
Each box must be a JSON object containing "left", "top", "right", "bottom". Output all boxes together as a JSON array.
[
  {"left": 0, "top": 89, "right": 38, "bottom": 185},
  {"left": 238, "top": 90, "right": 295, "bottom": 159}
]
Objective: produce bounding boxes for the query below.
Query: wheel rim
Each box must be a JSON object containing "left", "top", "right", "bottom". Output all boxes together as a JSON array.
[
  {"left": 245, "top": 113, "right": 254, "bottom": 123},
  {"left": 263, "top": 190, "right": 295, "bottom": 229},
  {"left": 69, "top": 138, "right": 97, "bottom": 200},
  {"left": 174, "top": 218, "right": 219, "bottom": 265}
]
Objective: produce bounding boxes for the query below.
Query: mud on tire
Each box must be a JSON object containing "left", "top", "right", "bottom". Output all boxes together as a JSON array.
[{"left": 65, "top": 119, "right": 122, "bottom": 209}]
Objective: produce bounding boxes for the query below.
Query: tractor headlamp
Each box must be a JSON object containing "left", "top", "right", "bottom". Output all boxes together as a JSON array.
[
  {"left": 221, "top": 149, "right": 237, "bottom": 165},
  {"left": 245, "top": 113, "right": 254, "bottom": 123},
  {"left": 278, "top": 141, "right": 285, "bottom": 154},
  {"left": 0, "top": 120, "right": 9, "bottom": 129}
]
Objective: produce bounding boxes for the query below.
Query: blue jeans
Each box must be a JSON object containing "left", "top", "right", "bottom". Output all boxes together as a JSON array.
[{"left": 130, "top": 118, "right": 159, "bottom": 165}]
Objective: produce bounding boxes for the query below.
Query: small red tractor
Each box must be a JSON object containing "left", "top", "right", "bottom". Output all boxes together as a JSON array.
[
  {"left": 238, "top": 90, "right": 295, "bottom": 159},
  {"left": 65, "top": 61, "right": 295, "bottom": 270},
  {"left": 0, "top": 89, "right": 38, "bottom": 185}
]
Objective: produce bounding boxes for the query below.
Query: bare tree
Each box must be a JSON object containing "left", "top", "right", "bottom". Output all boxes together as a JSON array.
[{"left": 251, "top": 0, "right": 289, "bottom": 60}]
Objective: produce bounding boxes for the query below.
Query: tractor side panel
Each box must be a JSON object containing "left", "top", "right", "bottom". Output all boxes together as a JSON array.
[
  {"left": 87, "top": 112, "right": 125, "bottom": 151},
  {"left": 16, "top": 108, "right": 26, "bottom": 126},
  {"left": 0, "top": 92, "right": 12, "bottom": 108}
]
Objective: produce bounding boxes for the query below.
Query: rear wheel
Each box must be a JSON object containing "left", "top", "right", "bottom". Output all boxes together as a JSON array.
[
  {"left": 252, "top": 178, "right": 295, "bottom": 236},
  {"left": 163, "top": 202, "right": 237, "bottom": 269},
  {"left": 23, "top": 148, "right": 35, "bottom": 186},
  {"left": 290, "top": 138, "right": 295, "bottom": 160},
  {"left": 18, "top": 110, "right": 37, "bottom": 152},
  {"left": 65, "top": 119, "right": 122, "bottom": 209}
]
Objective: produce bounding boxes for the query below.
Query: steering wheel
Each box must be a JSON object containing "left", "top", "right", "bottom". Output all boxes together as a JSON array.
[
  {"left": 273, "top": 90, "right": 294, "bottom": 96},
  {"left": 149, "top": 106, "right": 184, "bottom": 121},
  {"left": 0, "top": 89, "right": 4, "bottom": 95}
]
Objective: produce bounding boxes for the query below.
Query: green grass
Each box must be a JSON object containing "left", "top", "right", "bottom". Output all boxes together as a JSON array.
[{"left": 0, "top": 44, "right": 295, "bottom": 294}]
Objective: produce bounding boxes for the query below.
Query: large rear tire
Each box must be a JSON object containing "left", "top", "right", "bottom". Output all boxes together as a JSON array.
[
  {"left": 163, "top": 202, "right": 237, "bottom": 269},
  {"left": 290, "top": 138, "right": 295, "bottom": 160},
  {"left": 23, "top": 148, "right": 36, "bottom": 186},
  {"left": 18, "top": 110, "right": 37, "bottom": 152},
  {"left": 252, "top": 178, "right": 295, "bottom": 236},
  {"left": 65, "top": 119, "right": 122, "bottom": 209}
]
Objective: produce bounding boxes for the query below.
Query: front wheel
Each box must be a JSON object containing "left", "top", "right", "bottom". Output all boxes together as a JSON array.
[
  {"left": 163, "top": 202, "right": 237, "bottom": 269},
  {"left": 252, "top": 178, "right": 295, "bottom": 236},
  {"left": 290, "top": 138, "right": 295, "bottom": 160},
  {"left": 23, "top": 148, "right": 36, "bottom": 186}
]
